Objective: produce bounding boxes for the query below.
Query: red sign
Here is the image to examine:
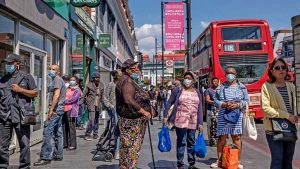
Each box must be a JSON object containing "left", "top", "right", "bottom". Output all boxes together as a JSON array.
[
  {"left": 166, "top": 60, "right": 174, "bottom": 67},
  {"left": 276, "top": 48, "right": 283, "bottom": 56},
  {"left": 164, "top": 2, "right": 185, "bottom": 51}
]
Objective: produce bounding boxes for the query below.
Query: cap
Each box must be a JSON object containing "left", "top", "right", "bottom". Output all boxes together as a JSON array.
[
  {"left": 183, "top": 71, "right": 196, "bottom": 80},
  {"left": 2, "top": 53, "right": 21, "bottom": 63},
  {"left": 93, "top": 72, "right": 100, "bottom": 78},
  {"left": 122, "top": 59, "right": 138, "bottom": 69}
]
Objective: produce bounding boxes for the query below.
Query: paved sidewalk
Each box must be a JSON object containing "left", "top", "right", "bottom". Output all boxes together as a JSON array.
[{"left": 8, "top": 120, "right": 275, "bottom": 169}]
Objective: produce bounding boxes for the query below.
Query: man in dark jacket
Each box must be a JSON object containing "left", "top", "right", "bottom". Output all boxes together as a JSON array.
[
  {"left": 0, "top": 54, "right": 38, "bottom": 169},
  {"left": 83, "top": 72, "right": 104, "bottom": 141}
]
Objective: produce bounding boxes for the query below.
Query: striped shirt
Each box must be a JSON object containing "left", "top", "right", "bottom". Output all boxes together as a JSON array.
[{"left": 277, "top": 86, "right": 292, "bottom": 114}]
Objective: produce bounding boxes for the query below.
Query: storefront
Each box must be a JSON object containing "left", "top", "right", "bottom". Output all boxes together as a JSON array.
[
  {"left": 0, "top": 0, "right": 68, "bottom": 148},
  {"left": 68, "top": 6, "right": 96, "bottom": 84}
]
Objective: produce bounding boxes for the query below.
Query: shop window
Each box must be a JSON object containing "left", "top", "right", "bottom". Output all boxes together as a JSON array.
[
  {"left": 46, "top": 38, "right": 57, "bottom": 66},
  {"left": 69, "top": 26, "right": 84, "bottom": 79},
  {"left": 0, "top": 13, "right": 14, "bottom": 77},
  {"left": 20, "top": 24, "right": 43, "bottom": 49}
]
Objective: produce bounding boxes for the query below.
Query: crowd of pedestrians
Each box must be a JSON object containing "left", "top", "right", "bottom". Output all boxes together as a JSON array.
[{"left": 0, "top": 53, "right": 298, "bottom": 169}]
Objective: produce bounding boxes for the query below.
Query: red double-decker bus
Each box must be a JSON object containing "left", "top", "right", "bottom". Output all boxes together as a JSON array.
[{"left": 191, "top": 19, "right": 274, "bottom": 119}]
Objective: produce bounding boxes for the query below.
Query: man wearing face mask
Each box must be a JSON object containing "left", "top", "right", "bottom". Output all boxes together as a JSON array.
[
  {"left": 34, "top": 64, "right": 66, "bottom": 166},
  {"left": 163, "top": 71, "right": 203, "bottom": 169},
  {"left": 83, "top": 72, "right": 104, "bottom": 141},
  {"left": 0, "top": 54, "right": 38, "bottom": 169},
  {"left": 210, "top": 67, "right": 249, "bottom": 169}
]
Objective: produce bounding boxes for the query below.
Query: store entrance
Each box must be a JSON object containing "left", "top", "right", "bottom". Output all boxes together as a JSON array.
[{"left": 19, "top": 44, "right": 47, "bottom": 144}]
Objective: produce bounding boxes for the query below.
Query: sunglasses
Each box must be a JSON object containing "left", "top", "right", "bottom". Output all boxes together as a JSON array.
[{"left": 273, "top": 65, "right": 287, "bottom": 71}]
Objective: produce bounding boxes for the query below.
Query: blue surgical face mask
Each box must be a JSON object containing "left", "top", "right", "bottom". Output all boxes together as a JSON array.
[
  {"left": 69, "top": 80, "right": 76, "bottom": 87},
  {"left": 226, "top": 74, "right": 236, "bottom": 82},
  {"left": 131, "top": 73, "right": 140, "bottom": 79},
  {"left": 5, "top": 64, "right": 15, "bottom": 74},
  {"left": 49, "top": 70, "right": 56, "bottom": 78}
]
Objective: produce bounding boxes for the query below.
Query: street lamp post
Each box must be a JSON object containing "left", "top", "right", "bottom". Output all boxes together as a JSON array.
[
  {"left": 185, "top": 0, "right": 192, "bottom": 71},
  {"left": 161, "top": 1, "right": 165, "bottom": 86},
  {"left": 155, "top": 38, "right": 158, "bottom": 86}
]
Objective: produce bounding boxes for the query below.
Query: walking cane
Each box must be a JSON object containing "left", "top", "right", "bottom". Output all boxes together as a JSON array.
[{"left": 148, "top": 120, "right": 156, "bottom": 169}]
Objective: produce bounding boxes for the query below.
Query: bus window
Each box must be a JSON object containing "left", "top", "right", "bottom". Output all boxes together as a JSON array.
[{"left": 222, "top": 26, "right": 261, "bottom": 41}]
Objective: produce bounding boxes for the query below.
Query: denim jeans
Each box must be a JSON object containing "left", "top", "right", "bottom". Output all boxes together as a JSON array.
[
  {"left": 175, "top": 127, "right": 196, "bottom": 167},
  {"left": 85, "top": 110, "right": 100, "bottom": 136},
  {"left": 266, "top": 133, "right": 296, "bottom": 169},
  {"left": 77, "top": 104, "right": 84, "bottom": 127},
  {"left": 0, "top": 120, "right": 30, "bottom": 169},
  {"left": 40, "top": 112, "right": 64, "bottom": 160},
  {"left": 108, "top": 109, "right": 120, "bottom": 152}
]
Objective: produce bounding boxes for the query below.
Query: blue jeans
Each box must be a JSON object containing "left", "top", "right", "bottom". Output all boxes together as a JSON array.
[
  {"left": 77, "top": 104, "right": 84, "bottom": 127},
  {"left": 266, "top": 133, "right": 296, "bottom": 169},
  {"left": 40, "top": 112, "right": 64, "bottom": 160},
  {"left": 85, "top": 110, "right": 100, "bottom": 136},
  {"left": 175, "top": 127, "right": 196, "bottom": 167},
  {"left": 108, "top": 109, "right": 120, "bottom": 152}
]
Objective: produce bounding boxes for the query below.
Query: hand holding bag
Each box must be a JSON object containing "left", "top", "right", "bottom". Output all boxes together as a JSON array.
[
  {"left": 194, "top": 133, "right": 207, "bottom": 158},
  {"left": 243, "top": 103, "right": 257, "bottom": 140},
  {"left": 223, "top": 88, "right": 241, "bottom": 124},
  {"left": 14, "top": 73, "right": 36, "bottom": 125},
  {"left": 158, "top": 125, "right": 172, "bottom": 152}
]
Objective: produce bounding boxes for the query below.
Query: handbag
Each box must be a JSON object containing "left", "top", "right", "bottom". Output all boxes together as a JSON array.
[
  {"left": 270, "top": 91, "right": 297, "bottom": 142},
  {"left": 14, "top": 72, "right": 37, "bottom": 125},
  {"left": 223, "top": 88, "right": 241, "bottom": 124},
  {"left": 194, "top": 133, "right": 207, "bottom": 158},
  {"left": 221, "top": 144, "right": 239, "bottom": 169},
  {"left": 158, "top": 125, "right": 172, "bottom": 152},
  {"left": 243, "top": 104, "right": 257, "bottom": 140}
]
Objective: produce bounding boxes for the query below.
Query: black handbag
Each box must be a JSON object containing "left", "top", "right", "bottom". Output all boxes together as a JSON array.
[
  {"left": 270, "top": 118, "right": 297, "bottom": 141},
  {"left": 15, "top": 73, "right": 37, "bottom": 125},
  {"left": 270, "top": 92, "right": 297, "bottom": 142}
]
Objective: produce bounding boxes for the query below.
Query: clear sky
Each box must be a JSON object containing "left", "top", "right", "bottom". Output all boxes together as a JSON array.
[{"left": 129, "top": 0, "right": 300, "bottom": 57}]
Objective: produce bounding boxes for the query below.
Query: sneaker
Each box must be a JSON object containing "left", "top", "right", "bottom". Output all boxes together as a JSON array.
[
  {"left": 93, "top": 134, "right": 99, "bottom": 139},
  {"left": 238, "top": 162, "right": 243, "bottom": 169},
  {"left": 210, "top": 160, "right": 219, "bottom": 168},
  {"left": 85, "top": 135, "right": 92, "bottom": 141},
  {"left": 52, "top": 156, "right": 63, "bottom": 161},
  {"left": 114, "top": 151, "right": 120, "bottom": 160},
  {"left": 33, "top": 159, "right": 51, "bottom": 166}
]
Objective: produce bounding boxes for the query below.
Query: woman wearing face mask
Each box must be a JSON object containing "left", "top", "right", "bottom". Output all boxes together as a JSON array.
[
  {"left": 210, "top": 67, "right": 249, "bottom": 169},
  {"left": 115, "top": 59, "right": 153, "bottom": 169},
  {"left": 63, "top": 75, "right": 81, "bottom": 150},
  {"left": 163, "top": 71, "right": 203, "bottom": 169}
]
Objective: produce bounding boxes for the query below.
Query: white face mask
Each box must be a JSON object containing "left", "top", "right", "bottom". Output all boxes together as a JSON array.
[{"left": 183, "top": 79, "right": 192, "bottom": 87}]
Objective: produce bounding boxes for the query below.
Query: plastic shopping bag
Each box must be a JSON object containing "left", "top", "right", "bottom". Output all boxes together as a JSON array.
[
  {"left": 221, "top": 144, "right": 239, "bottom": 169},
  {"left": 158, "top": 125, "right": 172, "bottom": 152},
  {"left": 243, "top": 104, "right": 257, "bottom": 140},
  {"left": 194, "top": 133, "right": 207, "bottom": 158}
]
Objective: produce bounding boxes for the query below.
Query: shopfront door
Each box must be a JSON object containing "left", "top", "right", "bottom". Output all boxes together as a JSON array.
[{"left": 19, "top": 44, "right": 47, "bottom": 144}]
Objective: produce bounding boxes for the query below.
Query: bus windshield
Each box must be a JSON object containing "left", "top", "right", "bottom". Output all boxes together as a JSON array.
[
  {"left": 220, "top": 55, "right": 268, "bottom": 84},
  {"left": 222, "top": 26, "right": 261, "bottom": 41}
]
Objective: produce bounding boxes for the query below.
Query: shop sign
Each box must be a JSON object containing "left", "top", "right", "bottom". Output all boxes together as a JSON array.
[
  {"left": 99, "top": 34, "right": 111, "bottom": 48},
  {"left": 71, "top": 0, "right": 100, "bottom": 7},
  {"left": 75, "top": 7, "right": 95, "bottom": 35},
  {"left": 175, "top": 68, "right": 184, "bottom": 78},
  {"left": 76, "top": 34, "right": 83, "bottom": 47},
  {"left": 103, "top": 56, "right": 112, "bottom": 69}
]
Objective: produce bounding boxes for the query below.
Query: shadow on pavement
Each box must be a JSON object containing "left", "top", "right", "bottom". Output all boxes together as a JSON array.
[
  {"left": 96, "top": 164, "right": 118, "bottom": 169},
  {"left": 147, "top": 160, "right": 180, "bottom": 168},
  {"left": 196, "top": 157, "right": 218, "bottom": 165}
]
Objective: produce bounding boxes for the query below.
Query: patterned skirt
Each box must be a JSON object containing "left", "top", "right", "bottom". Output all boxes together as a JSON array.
[
  {"left": 217, "top": 109, "right": 243, "bottom": 136},
  {"left": 118, "top": 116, "right": 147, "bottom": 169}
]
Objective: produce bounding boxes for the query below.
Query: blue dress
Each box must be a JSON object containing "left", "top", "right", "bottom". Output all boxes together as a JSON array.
[{"left": 213, "top": 82, "right": 249, "bottom": 136}]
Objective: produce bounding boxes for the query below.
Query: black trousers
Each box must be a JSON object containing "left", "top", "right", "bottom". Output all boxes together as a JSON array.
[
  {"left": 0, "top": 120, "right": 30, "bottom": 169},
  {"left": 63, "top": 111, "right": 77, "bottom": 148}
]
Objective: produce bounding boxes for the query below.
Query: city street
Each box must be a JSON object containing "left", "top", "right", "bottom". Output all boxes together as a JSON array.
[{"left": 8, "top": 119, "right": 300, "bottom": 169}]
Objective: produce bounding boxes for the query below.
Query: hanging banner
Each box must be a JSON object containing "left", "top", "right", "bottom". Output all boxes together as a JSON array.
[{"left": 164, "top": 2, "right": 185, "bottom": 51}]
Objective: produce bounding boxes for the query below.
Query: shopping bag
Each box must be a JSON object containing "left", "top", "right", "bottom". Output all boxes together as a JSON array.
[
  {"left": 243, "top": 104, "right": 257, "bottom": 140},
  {"left": 221, "top": 144, "right": 239, "bottom": 169},
  {"left": 158, "top": 125, "right": 172, "bottom": 152},
  {"left": 194, "top": 133, "right": 207, "bottom": 158}
]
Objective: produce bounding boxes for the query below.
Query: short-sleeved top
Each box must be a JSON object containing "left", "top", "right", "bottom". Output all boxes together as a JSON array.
[
  {"left": 0, "top": 71, "right": 37, "bottom": 124},
  {"left": 277, "top": 86, "right": 292, "bottom": 114},
  {"left": 49, "top": 76, "right": 66, "bottom": 113},
  {"left": 175, "top": 90, "right": 199, "bottom": 129},
  {"left": 205, "top": 88, "right": 216, "bottom": 111}
]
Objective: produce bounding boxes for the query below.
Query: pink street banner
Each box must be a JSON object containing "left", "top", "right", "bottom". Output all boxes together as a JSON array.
[{"left": 164, "top": 2, "right": 185, "bottom": 51}]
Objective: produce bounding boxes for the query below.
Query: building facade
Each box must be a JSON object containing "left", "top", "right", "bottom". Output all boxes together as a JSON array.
[{"left": 0, "top": 0, "right": 68, "bottom": 148}]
